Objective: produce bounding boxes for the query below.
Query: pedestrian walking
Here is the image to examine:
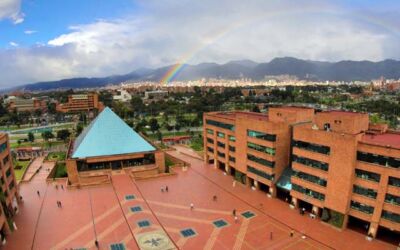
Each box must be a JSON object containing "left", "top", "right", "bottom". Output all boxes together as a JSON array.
[
  {"left": 290, "top": 230, "right": 294, "bottom": 237},
  {"left": 233, "top": 209, "right": 236, "bottom": 216},
  {"left": 232, "top": 180, "right": 236, "bottom": 187},
  {"left": 165, "top": 186, "right": 168, "bottom": 192},
  {"left": 213, "top": 195, "right": 217, "bottom": 201},
  {"left": 270, "top": 231, "right": 273, "bottom": 240},
  {"left": 55, "top": 184, "right": 58, "bottom": 190},
  {"left": 234, "top": 216, "right": 238, "bottom": 223},
  {"left": 190, "top": 203, "right": 194, "bottom": 210},
  {"left": 61, "top": 185, "right": 64, "bottom": 190},
  {"left": 59, "top": 201, "right": 62, "bottom": 208},
  {"left": 56, "top": 201, "right": 60, "bottom": 207},
  {"left": 95, "top": 240, "right": 99, "bottom": 249},
  {"left": 161, "top": 187, "right": 164, "bottom": 192},
  {"left": 37, "top": 190, "right": 40, "bottom": 197}
]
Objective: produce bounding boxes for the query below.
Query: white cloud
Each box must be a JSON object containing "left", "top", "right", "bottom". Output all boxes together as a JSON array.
[
  {"left": 0, "top": 0, "right": 24, "bottom": 24},
  {"left": 0, "top": 0, "right": 399, "bottom": 88},
  {"left": 9, "top": 42, "right": 18, "bottom": 47},
  {"left": 24, "top": 30, "right": 37, "bottom": 35}
]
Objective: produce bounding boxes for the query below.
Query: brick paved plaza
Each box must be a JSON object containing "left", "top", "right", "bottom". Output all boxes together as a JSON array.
[{"left": 3, "top": 146, "right": 396, "bottom": 250}]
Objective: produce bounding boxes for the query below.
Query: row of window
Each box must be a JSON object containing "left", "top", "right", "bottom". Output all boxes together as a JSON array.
[
  {"left": 292, "top": 155, "right": 329, "bottom": 171},
  {"left": 385, "top": 193, "right": 400, "bottom": 206},
  {"left": 229, "top": 146, "right": 235, "bottom": 152},
  {"left": 206, "top": 119, "right": 235, "bottom": 131},
  {"left": 206, "top": 129, "right": 214, "bottom": 135},
  {"left": 229, "top": 156, "right": 236, "bottom": 163},
  {"left": 217, "top": 151, "right": 225, "bottom": 158},
  {"left": 382, "top": 210, "right": 400, "bottom": 223},
  {"left": 292, "top": 140, "right": 330, "bottom": 155},
  {"left": 207, "top": 147, "right": 214, "bottom": 153},
  {"left": 292, "top": 170, "right": 327, "bottom": 187},
  {"left": 207, "top": 138, "right": 214, "bottom": 144},
  {"left": 292, "top": 183, "right": 325, "bottom": 201},
  {"left": 247, "top": 130, "right": 276, "bottom": 142},
  {"left": 247, "top": 154, "right": 275, "bottom": 168},
  {"left": 350, "top": 201, "right": 400, "bottom": 223},
  {"left": 247, "top": 166, "right": 274, "bottom": 181},
  {"left": 357, "top": 151, "right": 400, "bottom": 169},
  {"left": 247, "top": 142, "right": 276, "bottom": 156},
  {"left": 353, "top": 185, "right": 377, "bottom": 199},
  {"left": 355, "top": 168, "right": 380, "bottom": 182},
  {"left": 217, "top": 141, "right": 225, "bottom": 148},
  {"left": 389, "top": 176, "right": 400, "bottom": 187}
]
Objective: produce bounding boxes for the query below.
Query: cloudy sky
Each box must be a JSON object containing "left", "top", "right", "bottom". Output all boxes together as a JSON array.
[{"left": 0, "top": 0, "right": 399, "bottom": 88}]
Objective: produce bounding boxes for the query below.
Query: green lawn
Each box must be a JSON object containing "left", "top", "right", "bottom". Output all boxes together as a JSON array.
[
  {"left": 46, "top": 152, "right": 66, "bottom": 161},
  {"left": 13, "top": 160, "right": 30, "bottom": 181},
  {"left": 10, "top": 140, "right": 66, "bottom": 149},
  {"left": 190, "top": 136, "right": 204, "bottom": 151}
]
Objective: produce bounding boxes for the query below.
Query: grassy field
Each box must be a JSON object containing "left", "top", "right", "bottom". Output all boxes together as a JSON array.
[
  {"left": 54, "top": 162, "right": 67, "bottom": 178},
  {"left": 10, "top": 140, "right": 66, "bottom": 149},
  {"left": 13, "top": 160, "right": 30, "bottom": 181},
  {"left": 189, "top": 136, "right": 204, "bottom": 151}
]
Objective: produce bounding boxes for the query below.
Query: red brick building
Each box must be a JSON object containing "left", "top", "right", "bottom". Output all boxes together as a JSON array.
[
  {"left": 56, "top": 93, "right": 104, "bottom": 113},
  {"left": 204, "top": 108, "right": 400, "bottom": 240}
]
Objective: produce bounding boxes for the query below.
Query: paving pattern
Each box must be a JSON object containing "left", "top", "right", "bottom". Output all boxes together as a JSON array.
[{"left": 3, "top": 147, "right": 397, "bottom": 250}]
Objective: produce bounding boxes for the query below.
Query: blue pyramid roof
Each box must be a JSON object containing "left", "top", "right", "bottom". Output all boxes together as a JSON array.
[{"left": 72, "top": 107, "right": 155, "bottom": 158}]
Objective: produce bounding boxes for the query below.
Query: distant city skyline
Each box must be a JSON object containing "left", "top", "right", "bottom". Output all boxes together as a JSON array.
[{"left": 0, "top": 0, "right": 399, "bottom": 88}]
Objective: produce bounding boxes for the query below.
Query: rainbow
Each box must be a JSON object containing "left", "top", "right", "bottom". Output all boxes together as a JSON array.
[{"left": 160, "top": 8, "right": 400, "bottom": 85}]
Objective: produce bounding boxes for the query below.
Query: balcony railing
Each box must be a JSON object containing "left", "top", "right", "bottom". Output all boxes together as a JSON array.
[
  {"left": 357, "top": 151, "right": 400, "bottom": 169},
  {"left": 350, "top": 200, "right": 374, "bottom": 214},
  {"left": 355, "top": 169, "right": 380, "bottom": 183},
  {"left": 292, "top": 183, "right": 325, "bottom": 201},
  {"left": 293, "top": 170, "right": 327, "bottom": 187},
  {"left": 385, "top": 193, "right": 400, "bottom": 206},
  {"left": 247, "top": 130, "right": 276, "bottom": 142},
  {"left": 247, "top": 154, "right": 275, "bottom": 168},
  {"left": 247, "top": 142, "right": 276, "bottom": 156},
  {"left": 353, "top": 185, "right": 377, "bottom": 199},
  {"left": 382, "top": 210, "right": 400, "bottom": 223},
  {"left": 206, "top": 119, "right": 235, "bottom": 131},
  {"left": 247, "top": 165, "right": 274, "bottom": 181},
  {"left": 388, "top": 177, "right": 400, "bottom": 188},
  {"left": 293, "top": 140, "right": 330, "bottom": 155},
  {"left": 292, "top": 155, "right": 329, "bottom": 171}
]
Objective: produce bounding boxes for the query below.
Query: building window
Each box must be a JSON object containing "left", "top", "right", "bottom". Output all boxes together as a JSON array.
[
  {"left": 5, "top": 168, "right": 11, "bottom": 178},
  {"left": 207, "top": 138, "right": 214, "bottom": 144},
  {"left": 353, "top": 185, "right": 377, "bottom": 199},
  {"left": 357, "top": 151, "right": 400, "bottom": 169},
  {"left": 350, "top": 200, "right": 374, "bottom": 214},
  {"left": 0, "top": 143, "right": 6, "bottom": 153},
  {"left": 207, "top": 147, "right": 214, "bottom": 153},
  {"left": 206, "top": 129, "right": 214, "bottom": 135},
  {"left": 229, "top": 135, "right": 236, "bottom": 142},
  {"left": 292, "top": 170, "right": 327, "bottom": 187},
  {"left": 292, "top": 183, "right": 325, "bottom": 201},
  {"left": 381, "top": 210, "right": 400, "bottom": 223},
  {"left": 247, "top": 154, "right": 274, "bottom": 168},
  {"left": 292, "top": 155, "right": 329, "bottom": 171},
  {"left": 217, "top": 141, "right": 225, "bottom": 148},
  {"left": 217, "top": 132, "right": 225, "bottom": 138},
  {"left": 385, "top": 193, "right": 400, "bottom": 206},
  {"left": 247, "top": 130, "right": 276, "bottom": 142},
  {"left": 292, "top": 140, "right": 330, "bottom": 155},
  {"left": 217, "top": 151, "right": 225, "bottom": 158},
  {"left": 206, "top": 119, "right": 235, "bottom": 131},
  {"left": 355, "top": 169, "right": 380, "bottom": 183},
  {"left": 388, "top": 177, "right": 400, "bottom": 187},
  {"left": 247, "top": 166, "right": 274, "bottom": 181},
  {"left": 229, "top": 146, "right": 235, "bottom": 152},
  {"left": 229, "top": 156, "right": 235, "bottom": 163},
  {"left": 247, "top": 142, "right": 275, "bottom": 156}
]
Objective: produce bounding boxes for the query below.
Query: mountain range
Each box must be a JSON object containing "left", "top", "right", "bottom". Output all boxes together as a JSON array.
[{"left": 18, "top": 57, "right": 400, "bottom": 91}]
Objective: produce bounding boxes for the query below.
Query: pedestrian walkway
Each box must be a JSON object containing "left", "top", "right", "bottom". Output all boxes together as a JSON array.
[{"left": 22, "top": 156, "right": 45, "bottom": 181}]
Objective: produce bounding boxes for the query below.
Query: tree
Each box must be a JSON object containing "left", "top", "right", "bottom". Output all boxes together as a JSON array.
[
  {"left": 57, "top": 129, "right": 71, "bottom": 142},
  {"left": 149, "top": 118, "right": 160, "bottom": 134},
  {"left": 252, "top": 105, "right": 261, "bottom": 113},
  {"left": 28, "top": 132, "right": 35, "bottom": 142},
  {"left": 76, "top": 124, "right": 83, "bottom": 136},
  {"left": 41, "top": 131, "right": 54, "bottom": 141}
]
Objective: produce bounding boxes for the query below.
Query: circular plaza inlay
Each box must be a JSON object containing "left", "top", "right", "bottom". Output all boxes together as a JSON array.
[{"left": 137, "top": 232, "right": 171, "bottom": 250}]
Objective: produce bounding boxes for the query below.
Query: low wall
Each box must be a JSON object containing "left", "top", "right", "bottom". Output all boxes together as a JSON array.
[{"left": 165, "top": 153, "right": 191, "bottom": 167}]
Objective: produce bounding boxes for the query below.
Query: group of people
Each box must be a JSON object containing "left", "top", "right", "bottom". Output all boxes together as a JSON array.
[{"left": 160, "top": 185, "right": 169, "bottom": 192}]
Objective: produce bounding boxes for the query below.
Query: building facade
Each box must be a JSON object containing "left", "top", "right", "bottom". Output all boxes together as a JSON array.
[
  {"left": 66, "top": 107, "right": 165, "bottom": 186},
  {"left": 203, "top": 108, "right": 400, "bottom": 240},
  {"left": 0, "top": 134, "right": 19, "bottom": 244},
  {"left": 8, "top": 98, "right": 46, "bottom": 112},
  {"left": 56, "top": 93, "right": 104, "bottom": 113}
]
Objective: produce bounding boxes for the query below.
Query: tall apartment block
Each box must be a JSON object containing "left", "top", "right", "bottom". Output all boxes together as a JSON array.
[
  {"left": 203, "top": 108, "right": 399, "bottom": 240},
  {"left": 56, "top": 93, "right": 104, "bottom": 113},
  {"left": 0, "top": 134, "right": 19, "bottom": 244}
]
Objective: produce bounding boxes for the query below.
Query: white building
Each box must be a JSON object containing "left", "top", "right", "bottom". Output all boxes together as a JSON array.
[{"left": 113, "top": 89, "right": 132, "bottom": 102}]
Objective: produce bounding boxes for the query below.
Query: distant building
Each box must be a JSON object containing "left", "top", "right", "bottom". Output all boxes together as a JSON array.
[
  {"left": 113, "top": 89, "right": 132, "bottom": 102},
  {"left": 7, "top": 98, "right": 46, "bottom": 112},
  {"left": 56, "top": 93, "right": 104, "bottom": 113},
  {"left": 204, "top": 107, "right": 400, "bottom": 238},
  {"left": 144, "top": 90, "right": 168, "bottom": 103},
  {"left": 0, "top": 134, "right": 20, "bottom": 242},
  {"left": 15, "top": 147, "right": 43, "bottom": 161},
  {"left": 66, "top": 107, "right": 166, "bottom": 186}
]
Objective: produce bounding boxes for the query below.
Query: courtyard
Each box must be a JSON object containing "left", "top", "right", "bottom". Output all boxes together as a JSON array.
[{"left": 3, "top": 146, "right": 396, "bottom": 250}]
